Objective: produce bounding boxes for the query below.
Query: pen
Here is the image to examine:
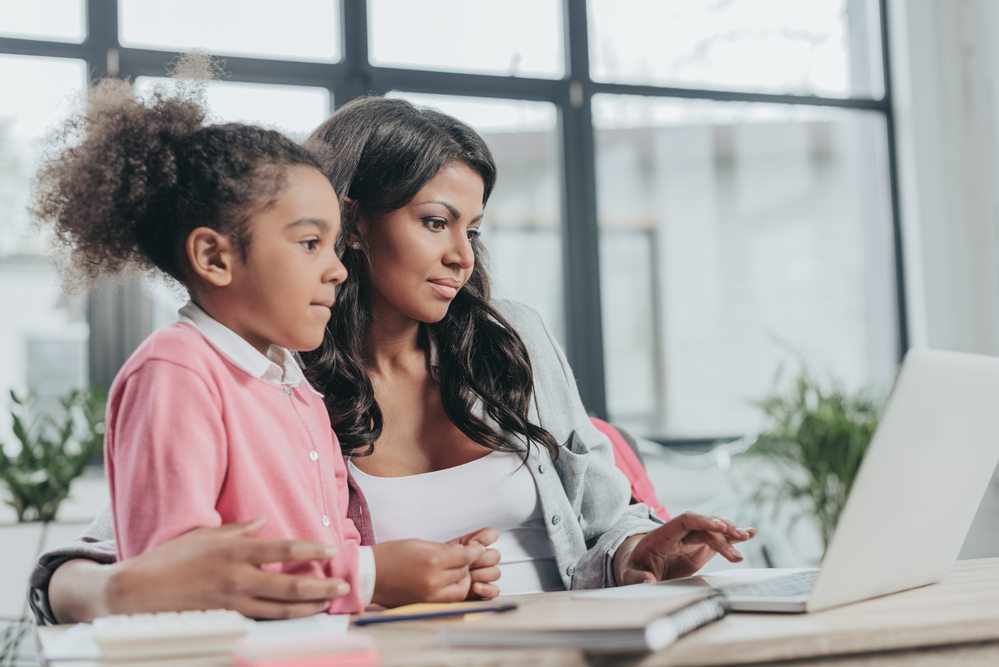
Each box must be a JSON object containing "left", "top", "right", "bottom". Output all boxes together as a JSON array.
[{"left": 354, "top": 604, "right": 518, "bottom": 626}]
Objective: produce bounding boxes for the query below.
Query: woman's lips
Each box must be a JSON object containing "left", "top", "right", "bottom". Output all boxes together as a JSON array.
[{"left": 428, "top": 278, "right": 462, "bottom": 299}]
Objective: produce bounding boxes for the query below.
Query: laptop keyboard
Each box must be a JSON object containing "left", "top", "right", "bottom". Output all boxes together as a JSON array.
[{"left": 723, "top": 570, "right": 819, "bottom": 599}]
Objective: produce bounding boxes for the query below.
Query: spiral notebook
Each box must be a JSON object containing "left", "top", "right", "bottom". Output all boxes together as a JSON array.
[{"left": 439, "top": 591, "right": 728, "bottom": 653}]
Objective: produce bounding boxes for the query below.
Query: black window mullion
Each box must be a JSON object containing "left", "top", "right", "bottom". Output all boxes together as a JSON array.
[{"left": 560, "top": 0, "right": 607, "bottom": 419}]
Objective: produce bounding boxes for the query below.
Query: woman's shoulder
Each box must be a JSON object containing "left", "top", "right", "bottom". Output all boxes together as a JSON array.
[{"left": 490, "top": 299, "right": 549, "bottom": 341}]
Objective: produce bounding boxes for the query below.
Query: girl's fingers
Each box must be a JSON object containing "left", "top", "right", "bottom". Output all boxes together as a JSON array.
[
  {"left": 469, "top": 566, "right": 501, "bottom": 584},
  {"left": 471, "top": 548, "right": 501, "bottom": 569},
  {"left": 471, "top": 582, "right": 500, "bottom": 599}
]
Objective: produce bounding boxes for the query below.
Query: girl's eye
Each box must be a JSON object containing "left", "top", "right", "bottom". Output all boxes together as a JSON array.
[{"left": 301, "top": 239, "right": 319, "bottom": 251}]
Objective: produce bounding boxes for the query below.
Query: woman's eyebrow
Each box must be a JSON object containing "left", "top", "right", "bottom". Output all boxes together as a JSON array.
[{"left": 415, "top": 199, "right": 461, "bottom": 219}]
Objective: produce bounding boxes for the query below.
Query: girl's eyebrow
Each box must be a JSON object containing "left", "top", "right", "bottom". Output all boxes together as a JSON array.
[{"left": 286, "top": 218, "right": 330, "bottom": 232}]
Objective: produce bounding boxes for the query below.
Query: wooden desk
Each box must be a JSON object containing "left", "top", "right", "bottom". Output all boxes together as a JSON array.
[
  {"left": 361, "top": 558, "right": 999, "bottom": 666},
  {"left": 37, "top": 558, "right": 999, "bottom": 666}
]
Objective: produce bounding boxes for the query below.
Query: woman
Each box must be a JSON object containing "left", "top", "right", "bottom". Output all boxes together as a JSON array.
[{"left": 31, "top": 97, "right": 753, "bottom": 623}]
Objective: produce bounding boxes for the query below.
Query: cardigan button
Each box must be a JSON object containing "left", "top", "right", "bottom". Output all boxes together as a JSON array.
[
  {"left": 321, "top": 515, "right": 330, "bottom": 527},
  {"left": 284, "top": 387, "right": 293, "bottom": 396},
  {"left": 538, "top": 464, "right": 547, "bottom": 474},
  {"left": 551, "top": 515, "right": 561, "bottom": 526},
  {"left": 309, "top": 450, "right": 319, "bottom": 461},
  {"left": 566, "top": 566, "right": 576, "bottom": 577}
]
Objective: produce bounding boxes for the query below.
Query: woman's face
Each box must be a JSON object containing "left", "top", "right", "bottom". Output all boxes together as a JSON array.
[{"left": 357, "top": 162, "right": 484, "bottom": 324}]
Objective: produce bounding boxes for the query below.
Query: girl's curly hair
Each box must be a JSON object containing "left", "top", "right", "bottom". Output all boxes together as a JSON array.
[{"left": 31, "top": 65, "right": 321, "bottom": 289}]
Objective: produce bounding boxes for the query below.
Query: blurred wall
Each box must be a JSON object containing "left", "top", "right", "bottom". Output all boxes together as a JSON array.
[{"left": 889, "top": 0, "right": 999, "bottom": 557}]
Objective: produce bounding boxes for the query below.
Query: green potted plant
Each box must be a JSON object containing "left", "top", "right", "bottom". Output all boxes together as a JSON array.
[
  {"left": 0, "top": 384, "right": 107, "bottom": 522},
  {"left": 746, "top": 370, "right": 883, "bottom": 552}
]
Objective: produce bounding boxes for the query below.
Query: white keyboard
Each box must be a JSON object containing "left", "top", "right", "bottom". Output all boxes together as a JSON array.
[{"left": 92, "top": 609, "right": 255, "bottom": 660}]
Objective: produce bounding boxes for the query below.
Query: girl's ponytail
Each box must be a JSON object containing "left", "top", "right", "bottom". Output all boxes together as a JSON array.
[{"left": 32, "top": 57, "right": 321, "bottom": 289}]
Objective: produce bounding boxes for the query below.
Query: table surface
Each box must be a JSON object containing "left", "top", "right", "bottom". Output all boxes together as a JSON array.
[{"left": 37, "top": 558, "right": 999, "bottom": 667}]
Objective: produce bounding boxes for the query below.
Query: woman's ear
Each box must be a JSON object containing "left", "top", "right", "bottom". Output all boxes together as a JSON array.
[
  {"left": 341, "top": 196, "right": 366, "bottom": 249},
  {"left": 186, "top": 227, "right": 237, "bottom": 287}
]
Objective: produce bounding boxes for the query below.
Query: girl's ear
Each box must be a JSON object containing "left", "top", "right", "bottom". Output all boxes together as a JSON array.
[{"left": 186, "top": 227, "right": 236, "bottom": 287}]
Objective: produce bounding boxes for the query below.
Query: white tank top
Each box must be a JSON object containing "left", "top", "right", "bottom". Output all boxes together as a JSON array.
[{"left": 348, "top": 451, "right": 565, "bottom": 595}]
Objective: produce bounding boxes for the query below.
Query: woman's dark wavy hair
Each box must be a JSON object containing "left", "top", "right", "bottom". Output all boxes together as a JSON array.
[
  {"left": 302, "top": 96, "right": 560, "bottom": 461},
  {"left": 32, "top": 63, "right": 322, "bottom": 289}
]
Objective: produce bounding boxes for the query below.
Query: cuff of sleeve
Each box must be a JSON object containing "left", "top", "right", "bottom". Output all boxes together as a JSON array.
[{"left": 357, "top": 545, "right": 376, "bottom": 606}]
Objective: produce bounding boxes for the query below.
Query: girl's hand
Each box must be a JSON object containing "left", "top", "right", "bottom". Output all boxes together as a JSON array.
[
  {"left": 51, "top": 515, "right": 351, "bottom": 623},
  {"left": 447, "top": 527, "right": 501, "bottom": 599},
  {"left": 613, "top": 512, "right": 757, "bottom": 585},
  {"left": 370, "top": 539, "right": 486, "bottom": 608}
]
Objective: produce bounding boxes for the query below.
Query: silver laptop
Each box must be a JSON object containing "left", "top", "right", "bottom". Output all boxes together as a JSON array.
[{"left": 710, "top": 348, "right": 999, "bottom": 613}]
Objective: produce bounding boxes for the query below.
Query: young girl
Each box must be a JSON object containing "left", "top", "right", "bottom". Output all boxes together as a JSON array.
[{"left": 31, "top": 69, "right": 489, "bottom": 615}]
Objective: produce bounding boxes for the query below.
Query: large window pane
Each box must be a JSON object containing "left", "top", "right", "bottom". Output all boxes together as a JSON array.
[
  {"left": 594, "top": 95, "right": 898, "bottom": 439},
  {"left": 0, "top": 1, "right": 86, "bottom": 42},
  {"left": 134, "top": 78, "right": 330, "bottom": 139},
  {"left": 120, "top": 0, "right": 341, "bottom": 62},
  {"left": 0, "top": 55, "right": 89, "bottom": 437},
  {"left": 370, "top": 1, "right": 564, "bottom": 79},
  {"left": 387, "top": 92, "right": 565, "bottom": 345},
  {"left": 588, "top": 0, "right": 884, "bottom": 99}
]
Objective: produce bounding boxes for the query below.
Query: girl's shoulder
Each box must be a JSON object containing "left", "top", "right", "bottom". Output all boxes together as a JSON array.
[{"left": 116, "top": 322, "right": 223, "bottom": 379}]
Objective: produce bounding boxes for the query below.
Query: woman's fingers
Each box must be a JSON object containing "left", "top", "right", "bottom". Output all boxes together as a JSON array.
[
  {"left": 448, "top": 527, "right": 499, "bottom": 548},
  {"left": 243, "top": 569, "right": 350, "bottom": 602},
  {"left": 706, "top": 515, "right": 755, "bottom": 542},
  {"left": 685, "top": 529, "right": 744, "bottom": 561},
  {"left": 237, "top": 538, "right": 339, "bottom": 566},
  {"left": 236, "top": 598, "right": 333, "bottom": 620}
]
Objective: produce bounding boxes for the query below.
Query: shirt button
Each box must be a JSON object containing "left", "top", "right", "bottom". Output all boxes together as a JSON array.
[
  {"left": 551, "top": 515, "right": 561, "bottom": 526},
  {"left": 321, "top": 515, "right": 330, "bottom": 527},
  {"left": 538, "top": 464, "right": 547, "bottom": 474},
  {"left": 284, "top": 387, "right": 292, "bottom": 396},
  {"left": 309, "top": 450, "right": 319, "bottom": 461},
  {"left": 566, "top": 566, "right": 576, "bottom": 577}
]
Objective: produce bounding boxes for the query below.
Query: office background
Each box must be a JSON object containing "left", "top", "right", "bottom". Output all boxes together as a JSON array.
[{"left": 1, "top": 0, "right": 998, "bottom": 560}]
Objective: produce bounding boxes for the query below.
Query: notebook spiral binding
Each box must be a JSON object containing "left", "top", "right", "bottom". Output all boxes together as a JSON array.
[{"left": 670, "top": 592, "right": 730, "bottom": 639}]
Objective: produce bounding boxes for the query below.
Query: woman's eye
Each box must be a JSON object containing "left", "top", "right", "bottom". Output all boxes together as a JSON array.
[
  {"left": 467, "top": 228, "right": 482, "bottom": 240},
  {"left": 301, "top": 239, "right": 319, "bottom": 250},
  {"left": 423, "top": 218, "right": 446, "bottom": 231}
]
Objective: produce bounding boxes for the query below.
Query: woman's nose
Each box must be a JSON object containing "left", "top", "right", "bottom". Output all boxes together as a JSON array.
[{"left": 444, "top": 231, "right": 475, "bottom": 270}]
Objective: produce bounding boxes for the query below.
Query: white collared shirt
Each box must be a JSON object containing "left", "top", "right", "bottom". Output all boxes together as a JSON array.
[{"left": 177, "top": 300, "right": 376, "bottom": 606}]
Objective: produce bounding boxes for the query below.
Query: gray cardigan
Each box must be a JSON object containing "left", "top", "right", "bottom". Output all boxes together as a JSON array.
[{"left": 28, "top": 299, "right": 662, "bottom": 624}]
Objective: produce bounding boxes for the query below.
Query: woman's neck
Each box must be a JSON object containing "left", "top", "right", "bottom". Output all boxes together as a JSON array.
[{"left": 363, "top": 303, "right": 426, "bottom": 376}]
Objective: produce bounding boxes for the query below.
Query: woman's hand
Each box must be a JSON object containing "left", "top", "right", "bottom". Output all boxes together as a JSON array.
[
  {"left": 50, "top": 515, "right": 350, "bottom": 623},
  {"left": 613, "top": 512, "right": 757, "bottom": 585},
  {"left": 447, "top": 527, "right": 501, "bottom": 599},
  {"left": 370, "top": 539, "right": 486, "bottom": 608}
]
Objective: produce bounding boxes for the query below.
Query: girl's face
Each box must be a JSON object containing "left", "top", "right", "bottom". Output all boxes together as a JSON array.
[
  {"left": 227, "top": 165, "right": 347, "bottom": 354},
  {"left": 358, "top": 162, "right": 484, "bottom": 324}
]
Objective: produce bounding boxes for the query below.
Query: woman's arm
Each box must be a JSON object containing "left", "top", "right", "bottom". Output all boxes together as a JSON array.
[{"left": 38, "top": 514, "right": 350, "bottom": 624}]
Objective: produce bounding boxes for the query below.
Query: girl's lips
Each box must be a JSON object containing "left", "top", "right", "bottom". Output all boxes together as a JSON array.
[{"left": 428, "top": 279, "right": 461, "bottom": 299}]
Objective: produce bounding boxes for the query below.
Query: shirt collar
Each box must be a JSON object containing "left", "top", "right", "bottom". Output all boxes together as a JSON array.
[{"left": 177, "top": 301, "right": 323, "bottom": 397}]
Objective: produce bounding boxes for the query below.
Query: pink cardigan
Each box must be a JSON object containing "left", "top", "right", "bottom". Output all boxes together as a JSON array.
[{"left": 105, "top": 323, "right": 364, "bottom": 613}]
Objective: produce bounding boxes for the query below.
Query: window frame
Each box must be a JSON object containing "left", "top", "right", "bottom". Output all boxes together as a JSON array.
[{"left": 0, "top": 0, "right": 906, "bottom": 448}]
